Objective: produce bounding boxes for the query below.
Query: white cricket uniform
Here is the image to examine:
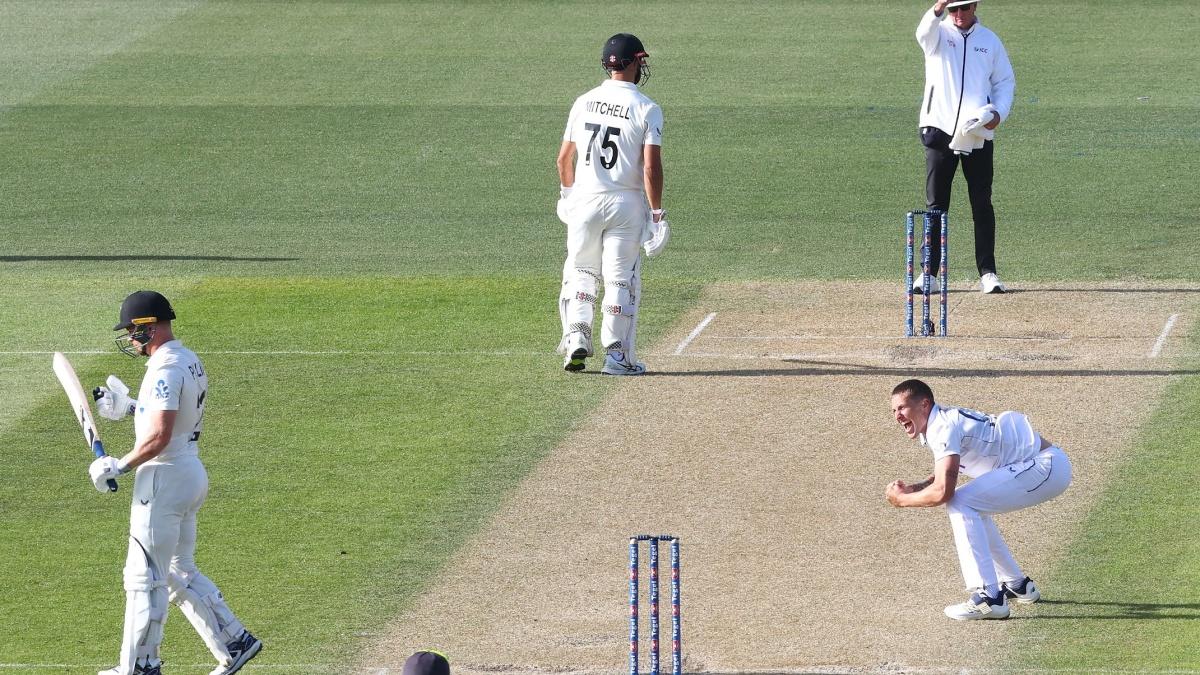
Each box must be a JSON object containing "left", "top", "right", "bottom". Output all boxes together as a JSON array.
[
  {"left": 116, "top": 340, "right": 248, "bottom": 674},
  {"left": 921, "top": 403, "right": 1071, "bottom": 591},
  {"left": 558, "top": 79, "right": 663, "bottom": 360}
]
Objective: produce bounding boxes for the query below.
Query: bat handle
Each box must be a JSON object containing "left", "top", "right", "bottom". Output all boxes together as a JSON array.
[{"left": 92, "top": 440, "right": 119, "bottom": 492}]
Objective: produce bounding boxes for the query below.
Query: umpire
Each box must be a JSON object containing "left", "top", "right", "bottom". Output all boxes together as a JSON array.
[{"left": 916, "top": 0, "right": 1015, "bottom": 294}]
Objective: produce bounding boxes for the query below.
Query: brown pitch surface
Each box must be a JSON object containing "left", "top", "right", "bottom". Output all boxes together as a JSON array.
[{"left": 363, "top": 281, "right": 1198, "bottom": 674}]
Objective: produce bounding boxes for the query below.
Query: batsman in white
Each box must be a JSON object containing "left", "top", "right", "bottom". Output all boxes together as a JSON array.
[
  {"left": 89, "top": 291, "right": 261, "bottom": 675},
  {"left": 885, "top": 379, "right": 1072, "bottom": 620},
  {"left": 555, "top": 32, "right": 668, "bottom": 375}
]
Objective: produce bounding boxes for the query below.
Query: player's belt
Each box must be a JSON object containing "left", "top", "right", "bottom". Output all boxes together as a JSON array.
[{"left": 189, "top": 431, "right": 201, "bottom": 442}]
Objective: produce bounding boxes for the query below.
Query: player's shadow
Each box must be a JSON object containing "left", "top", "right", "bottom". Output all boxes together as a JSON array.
[
  {"left": 649, "top": 360, "right": 1200, "bottom": 378},
  {"left": 1, "top": 255, "right": 298, "bottom": 262},
  {"left": 1014, "top": 599, "right": 1200, "bottom": 620},
  {"left": 1010, "top": 287, "right": 1200, "bottom": 295}
]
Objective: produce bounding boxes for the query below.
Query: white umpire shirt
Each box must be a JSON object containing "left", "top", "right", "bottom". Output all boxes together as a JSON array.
[
  {"left": 563, "top": 79, "right": 663, "bottom": 195},
  {"left": 136, "top": 339, "right": 208, "bottom": 463},
  {"left": 920, "top": 403, "right": 1042, "bottom": 478},
  {"left": 916, "top": 7, "right": 1015, "bottom": 136}
]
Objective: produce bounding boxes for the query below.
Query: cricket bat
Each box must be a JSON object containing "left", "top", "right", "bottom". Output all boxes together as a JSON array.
[{"left": 52, "top": 352, "right": 118, "bottom": 492}]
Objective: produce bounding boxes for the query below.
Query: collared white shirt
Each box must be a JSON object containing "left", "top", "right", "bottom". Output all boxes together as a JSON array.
[
  {"left": 921, "top": 403, "right": 1042, "bottom": 478},
  {"left": 136, "top": 339, "right": 208, "bottom": 462},
  {"left": 563, "top": 79, "right": 663, "bottom": 194}
]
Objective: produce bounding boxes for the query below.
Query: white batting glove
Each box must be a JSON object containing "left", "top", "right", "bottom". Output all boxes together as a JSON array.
[
  {"left": 88, "top": 455, "right": 127, "bottom": 493},
  {"left": 556, "top": 185, "right": 573, "bottom": 225},
  {"left": 643, "top": 210, "right": 670, "bottom": 258},
  {"left": 94, "top": 375, "right": 136, "bottom": 421}
]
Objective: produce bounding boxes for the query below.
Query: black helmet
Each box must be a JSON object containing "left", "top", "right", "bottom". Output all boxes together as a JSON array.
[
  {"left": 114, "top": 291, "right": 175, "bottom": 356},
  {"left": 114, "top": 290, "right": 175, "bottom": 331},
  {"left": 401, "top": 651, "right": 449, "bottom": 675},
  {"left": 602, "top": 33, "right": 648, "bottom": 72}
]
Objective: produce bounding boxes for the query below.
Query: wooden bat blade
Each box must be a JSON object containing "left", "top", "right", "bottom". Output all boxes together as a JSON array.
[{"left": 52, "top": 352, "right": 118, "bottom": 492}]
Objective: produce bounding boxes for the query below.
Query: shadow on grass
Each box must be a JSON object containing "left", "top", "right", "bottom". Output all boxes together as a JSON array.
[
  {"left": 648, "top": 360, "right": 1200, "bottom": 378},
  {"left": 915, "top": 287, "right": 1200, "bottom": 296},
  {"left": 1016, "top": 599, "right": 1200, "bottom": 620},
  {"left": 1, "top": 255, "right": 298, "bottom": 262},
  {"left": 904, "top": 287, "right": 1199, "bottom": 296},
  {"left": 1009, "top": 287, "right": 1200, "bottom": 295}
]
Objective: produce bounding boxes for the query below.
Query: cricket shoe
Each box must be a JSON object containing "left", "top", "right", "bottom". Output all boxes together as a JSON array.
[
  {"left": 601, "top": 352, "right": 646, "bottom": 376},
  {"left": 562, "top": 332, "right": 590, "bottom": 372},
  {"left": 980, "top": 272, "right": 1008, "bottom": 294},
  {"left": 1002, "top": 576, "right": 1041, "bottom": 604},
  {"left": 209, "top": 631, "right": 262, "bottom": 675},
  {"left": 912, "top": 274, "right": 942, "bottom": 295},
  {"left": 944, "top": 590, "right": 1010, "bottom": 621},
  {"left": 99, "top": 662, "right": 161, "bottom": 675}
]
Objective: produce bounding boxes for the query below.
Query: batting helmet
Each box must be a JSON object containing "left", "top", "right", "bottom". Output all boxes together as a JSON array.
[
  {"left": 402, "top": 650, "right": 450, "bottom": 675},
  {"left": 114, "top": 290, "right": 175, "bottom": 331},
  {"left": 601, "top": 33, "right": 648, "bottom": 72}
]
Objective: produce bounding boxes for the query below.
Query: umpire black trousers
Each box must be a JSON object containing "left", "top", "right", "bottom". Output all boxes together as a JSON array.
[{"left": 921, "top": 126, "right": 998, "bottom": 277}]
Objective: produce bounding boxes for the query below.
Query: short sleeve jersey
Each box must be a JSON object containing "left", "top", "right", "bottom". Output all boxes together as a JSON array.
[
  {"left": 921, "top": 403, "right": 1042, "bottom": 478},
  {"left": 136, "top": 340, "right": 208, "bottom": 462},
  {"left": 562, "top": 79, "right": 663, "bottom": 195}
]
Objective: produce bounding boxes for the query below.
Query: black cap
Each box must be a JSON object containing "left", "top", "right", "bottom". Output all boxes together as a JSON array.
[
  {"left": 114, "top": 291, "right": 176, "bottom": 331},
  {"left": 602, "top": 33, "right": 648, "bottom": 71},
  {"left": 402, "top": 650, "right": 450, "bottom": 675}
]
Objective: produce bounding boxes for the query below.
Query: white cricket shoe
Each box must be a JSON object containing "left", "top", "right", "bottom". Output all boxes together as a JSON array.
[
  {"left": 912, "top": 274, "right": 942, "bottom": 295},
  {"left": 944, "top": 590, "right": 1010, "bottom": 621},
  {"left": 601, "top": 352, "right": 646, "bottom": 376},
  {"left": 562, "top": 332, "right": 590, "bottom": 372},
  {"left": 1002, "top": 577, "right": 1041, "bottom": 604},
  {"left": 980, "top": 272, "right": 1008, "bottom": 294}
]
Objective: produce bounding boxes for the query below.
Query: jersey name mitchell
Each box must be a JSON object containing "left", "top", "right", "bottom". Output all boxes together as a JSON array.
[{"left": 563, "top": 79, "right": 663, "bottom": 195}]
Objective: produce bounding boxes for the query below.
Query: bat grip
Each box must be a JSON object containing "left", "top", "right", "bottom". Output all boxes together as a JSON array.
[{"left": 92, "top": 440, "right": 119, "bottom": 492}]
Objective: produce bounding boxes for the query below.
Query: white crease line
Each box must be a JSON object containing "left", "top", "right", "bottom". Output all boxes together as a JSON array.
[
  {"left": 2, "top": 662, "right": 1190, "bottom": 667},
  {"left": 1148, "top": 313, "right": 1180, "bottom": 358},
  {"left": 679, "top": 350, "right": 1198, "bottom": 363},
  {"left": 702, "top": 334, "right": 1078, "bottom": 342},
  {"left": 0, "top": 662, "right": 331, "bottom": 667},
  {"left": 0, "top": 350, "right": 541, "bottom": 357},
  {"left": 674, "top": 312, "right": 716, "bottom": 355},
  {"left": 3, "top": 348, "right": 1195, "bottom": 363}
]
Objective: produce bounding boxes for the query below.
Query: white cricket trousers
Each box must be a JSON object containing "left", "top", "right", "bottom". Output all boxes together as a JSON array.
[
  {"left": 561, "top": 190, "right": 648, "bottom": 355},
  {"left": 945, "top": 446, "right": 1072, "bottom": 591},
  {"left": 118, "top": 456, "right": 246, "bottom": 672}
]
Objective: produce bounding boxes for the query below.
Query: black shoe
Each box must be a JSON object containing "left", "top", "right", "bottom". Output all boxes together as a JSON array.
[{"left": 210, "top": 631, "right": 262, "bottom": 675}]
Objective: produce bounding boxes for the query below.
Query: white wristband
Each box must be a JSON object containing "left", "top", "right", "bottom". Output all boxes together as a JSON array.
[{"left": 116, "top": 458, "right": 131, "bottom": 474}]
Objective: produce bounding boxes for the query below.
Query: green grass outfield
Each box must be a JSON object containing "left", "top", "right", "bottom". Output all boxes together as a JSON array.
[{"left": 1, "top": 1, "right": 1197, "bottom": 671}]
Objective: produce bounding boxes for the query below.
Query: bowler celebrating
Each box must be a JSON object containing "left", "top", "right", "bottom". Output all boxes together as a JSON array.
[{"left": 885, "top": 379, "right": 1071, "bottom": 620}]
